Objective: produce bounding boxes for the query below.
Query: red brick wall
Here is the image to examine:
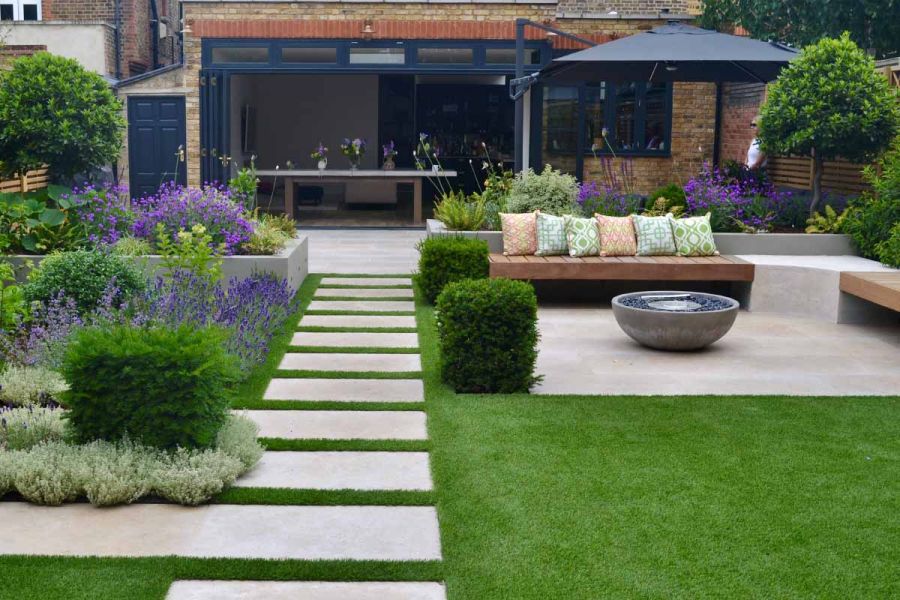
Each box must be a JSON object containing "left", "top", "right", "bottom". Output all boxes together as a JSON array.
[{"left": 718, "top": 82, "right": 765, "bottom": 166}]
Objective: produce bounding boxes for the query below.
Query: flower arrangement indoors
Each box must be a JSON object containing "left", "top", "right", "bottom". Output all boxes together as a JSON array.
[
  {"left": 311, "top": 142, "right": 328, "bottom": 170},
  {"left": 382, "top": 141, "right": 397, "bottom": 170},
  {"left": 340, "top": 138, "right": 366, "bottom": 170}
]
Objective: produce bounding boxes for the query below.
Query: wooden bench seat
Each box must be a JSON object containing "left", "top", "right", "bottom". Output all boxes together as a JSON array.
[
  {"left": 488, "top": 254, "right": 755, "bottom": 281},
  {"left": 839, "top": 271, "right": 900, "bottom": 312}
]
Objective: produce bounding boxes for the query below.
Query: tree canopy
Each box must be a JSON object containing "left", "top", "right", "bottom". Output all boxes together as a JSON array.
[
  {"left": 0, "top": 52, "right": 125, "bottom": 180},
  {"left": 698, "top": 0, "right": 899, "bottom": 58}
]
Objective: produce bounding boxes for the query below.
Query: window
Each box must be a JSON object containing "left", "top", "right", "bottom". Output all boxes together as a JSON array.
[
  {"left": 584, "top": 84, "right": 607, "bottom": 153},
  {"left": 349, "top": 47, "right": 405, "bottom": 65},
  {"left": 543, "top": 86, "right": 579, "bottom": 154},
  {"left": 485, "top": 48, "right": 541, "bottom": 65},
  {"left": 416, "top": 48, "right": 472, "bottom": 65},
  {"left": 613, "top": 82, "right": 638, "bottom": 151},
  {"left": 642, "top": 82, "right": 668, "bottom": 151},
  {"left": 0, "top": 0, "right": 40, "bottom": 20},
  {"left": 281, "top": 47, "right": 337, "bottom": 64},
  {"left": 210, "top": 47, "right": 268, "bottom": 64}
]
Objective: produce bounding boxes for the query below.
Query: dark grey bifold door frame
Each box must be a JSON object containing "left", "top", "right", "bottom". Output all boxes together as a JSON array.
[{"left": 127, "top": 96, "right": 187, "bottom": 198}]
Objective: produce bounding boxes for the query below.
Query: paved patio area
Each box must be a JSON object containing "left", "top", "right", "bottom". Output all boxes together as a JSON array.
[
  {"left": 301, "top": 229, "right": 424, "bottom": 274},
  {"left": 535, "top": 307, "right": 900, "bottom": 396}
]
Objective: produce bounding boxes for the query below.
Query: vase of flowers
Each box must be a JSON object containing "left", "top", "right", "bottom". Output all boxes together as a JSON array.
[
  {"left": 340, "top": 137, "right": 366, "bottom": 170},
  {"left": 382, "top": 140, "right": 397, "bottom": 170},
  {"left": 311, "top": 142, "right": 328, "bottom": 171}
]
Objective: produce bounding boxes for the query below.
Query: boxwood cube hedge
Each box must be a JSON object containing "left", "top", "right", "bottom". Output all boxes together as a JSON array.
[
  {"left": 415, "top": 236, "right": 489, "bottom": 304},
  {"left": 436, "top": 277, "right": 540, "bottom": 393}
]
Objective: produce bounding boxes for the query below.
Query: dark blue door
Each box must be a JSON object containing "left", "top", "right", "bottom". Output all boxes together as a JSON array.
[{"left": 128, "top": 96, "right": 187, "bottom": 198}]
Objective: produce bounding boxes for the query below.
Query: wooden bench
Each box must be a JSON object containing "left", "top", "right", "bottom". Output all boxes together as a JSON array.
[
  {"left": 489, "top": 254, "right": 755, "bottom": 281},
  {"left": 839, "top": 271, "right": 900, "bottom": 312}
]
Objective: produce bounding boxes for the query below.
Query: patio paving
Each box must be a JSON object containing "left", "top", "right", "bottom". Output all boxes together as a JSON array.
[
  {"left": 264, "top": 378, "right": 424, "bottom": 402},
  {"left": 308, "top": 300, "right": 415, "bottom": 312},
  {"left": 0, "top": 504, "right": 442, "bottom": 560},
  {"left": 299, "top": 314, "right": 417, "bottom": 328},
  {"left": 241, "top": 410, "right": 428, "bottom": 440},
  {"left": 303, "top": 230, "right": 423, "bottom": 274},
  {"left": 292, "top": 331, "right": 419, "bottom": 348},
  {"left": 320, "top": 277, "right": 413, "bottom": 287},
  {"left": 279, "top": 352, "right": 422, "bottom": 372},
  {"left": 166, "top": 581, "right": 446, "bottom": 600},
  {"left": 535, "top": 307, "right": 900, "bottom": 396},
  {"left": 316, "top": 288, "right": 415, "bottom": 298},
  {"left": 233, "top": 452, "right": 433, "bottom": 490}
]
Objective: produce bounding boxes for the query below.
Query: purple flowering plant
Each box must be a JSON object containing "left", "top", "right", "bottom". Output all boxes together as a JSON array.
[
  {"left": 383, "top": 140, "right": 397, "bottom": 160},
  {"left": 66, "top": 184, "right": 133, "bottom": 247},
  {"left": 684, "top": 163, "right": 788, "bottom": 232},
  {"left": 131, "top": 182, "right": 253, "bottom": 255},
  {"left": 577, "top": 181, "right": 642, "bottom": 217}
]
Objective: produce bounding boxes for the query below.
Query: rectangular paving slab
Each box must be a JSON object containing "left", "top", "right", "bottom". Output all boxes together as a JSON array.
[
  {"left": 234, "top": 452, "right": 433, "bottom": 491},
  {"left": 0, "top": 504, "right": 441, "bottom": 560},
  {"left": 166, "top": 581, "right": 447, "bottom": 600},
  {"left": 279, "top": 352, "right": 421, "bottom": 373},
  {"left": 300, "top": 314, "right": 417, "bottom": 328},
  {"left": 241, "top": 410, "right": 428, "bottom": 440},
  {"left": 308, "top": 300, "right": 415, "bottom": 312},
  {"left": 264, "top": 378, "right": 424, "bottom": 402},
  {"left": 292, "top": 332, "right": 419, "bottom": 348},
  {"left": 320, "top": 277, "right": 413, "bottom": 287},
  {"left": 315, "top": 288, "right": 414, "bottom": 299}
]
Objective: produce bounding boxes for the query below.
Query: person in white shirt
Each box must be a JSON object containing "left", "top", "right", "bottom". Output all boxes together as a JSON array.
[{"left": 746, "top": 116, "right": 766, "bottom": 170}]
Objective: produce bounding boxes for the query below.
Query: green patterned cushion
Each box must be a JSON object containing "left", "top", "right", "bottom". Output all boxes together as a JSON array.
[
  {"left": 535, "top": 211, "right": 568, "bottom": 256},
  {"left": 633, "top": 213, "right": 676, "bottom": 256},
  {"left": 669, "top": 212, "right": 719, "bottom": 256},
  {"left": 564, "top": 215, "right": 601, "bottom": 257}
]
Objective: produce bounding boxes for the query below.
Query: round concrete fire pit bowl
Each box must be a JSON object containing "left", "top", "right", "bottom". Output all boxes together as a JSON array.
[{"left": 611, "top": 291, "right": 739, "bottom": 351}]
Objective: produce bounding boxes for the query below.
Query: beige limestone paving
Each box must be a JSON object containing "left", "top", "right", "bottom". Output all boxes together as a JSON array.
[
  {"left": 308, "top": 300, "right": 415, "bottom": 312},
  {"left": 321, "top": 277, "right": 413, "bottom": 287},
  {"left": 241, "top": 410, "right": 428, "bottom": 440},
  {"left": 264, "top": 378, "right": 425, "bottom": 402},
  {"left": 292, "top": 331, "right": 419, "bottom": 348},
  {"left": 234, "top": 452, "right": 433, "bottom": 491},
  {"left": 279, "top": 352, "right": 421, "bottom": 372},
  {"left": 299, "top": 314, "right": 417, "bottom": 328},
  {"left": 315, "top": 288, "right": 414, "bottom": 298},
  {"left": 535, "top": 306, "right": 900, "bottom": 396},
  {"left": 304, "top": 230, "right": 423, "bottom": 274},
  {"left": 166, "top": 580, "right": 447, "bottom": 600},
  {"left": 0, "top": 504, "right": 442, "bottom": 559}
]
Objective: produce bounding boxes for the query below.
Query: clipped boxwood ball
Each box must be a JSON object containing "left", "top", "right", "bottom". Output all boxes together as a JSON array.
[{"left": 415, "top": 236, "right": 489, "bottom": 304}]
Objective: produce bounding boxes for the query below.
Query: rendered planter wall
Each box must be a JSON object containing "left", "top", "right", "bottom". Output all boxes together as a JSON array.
[
  {"left": 6, "top": 235, "right": 309, "bottom": 292},
  {"left": 426, "top": 220, "right": 857, "bottom": 256}
]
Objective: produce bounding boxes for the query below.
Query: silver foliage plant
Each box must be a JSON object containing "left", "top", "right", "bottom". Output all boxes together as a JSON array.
[
  {"left": 0, "top": 413, "right": 262, "bottom": 506},
  {"left": 0, "top": 365, "right": 69, "bottom": 407}
]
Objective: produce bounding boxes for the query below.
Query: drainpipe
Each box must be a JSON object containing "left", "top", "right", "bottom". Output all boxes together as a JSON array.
[
  {"left": 712, "top": 82, "right": 722, "bottom": 168},
  {"left": 113, "top": 0, "right": 122, "bottom": 80},
  {"left": 150, "top": 0, "right": 159, "bottom": 69}
]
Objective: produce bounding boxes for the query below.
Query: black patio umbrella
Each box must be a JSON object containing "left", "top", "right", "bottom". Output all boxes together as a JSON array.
[{"left": 541, "top": 21, "right": 797, "bottom": 84}]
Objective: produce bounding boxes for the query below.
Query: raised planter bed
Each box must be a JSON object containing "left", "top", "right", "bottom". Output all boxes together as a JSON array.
[
  {"left": 6, "top": 234, "right": 309, "bottom": 292},
  {"left": 426, "top": 219, "right": 857, "bottom": 256}
]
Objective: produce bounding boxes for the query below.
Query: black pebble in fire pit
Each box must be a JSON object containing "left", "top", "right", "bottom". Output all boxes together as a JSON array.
[{"left": 619, "top": 293, "right": 734, "bottom": 313}]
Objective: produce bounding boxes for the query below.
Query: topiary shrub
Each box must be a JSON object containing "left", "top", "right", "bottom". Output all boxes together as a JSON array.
[
  {"left": 61, "top": 324, "right": 238, "bottom": 449},
  {"left": 415, "top": 236, "right": 489, "bottom": 304},
  {"left": 25, "top": 250, "right": 146, "bottom": 314},
  {"left": 506, "top": 165, "right": 580, "bottom": 216},
  {"left": 435, "top": 278, "right": 540, "bottom": 393}
]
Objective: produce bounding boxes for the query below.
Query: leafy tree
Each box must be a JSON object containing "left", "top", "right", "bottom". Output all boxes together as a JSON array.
[
  {"left": 0, "top": 52, "right": 125, "bottom": 180},
  {"left": 757, "top": 34, "right": 899, "bottom": 213},
  {"left": 698, "top": 0, "right": 899, "bottom": 59}
]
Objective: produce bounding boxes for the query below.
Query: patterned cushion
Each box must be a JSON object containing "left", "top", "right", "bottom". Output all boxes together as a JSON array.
[
  {"left": 595, "top": 214, "right": 637, "bottom": 257},
  {"left": 632, "top": 213, "right": 677, "bottom": 256},
  {"left": 535, "top": 211, "right": 568, "bottom": 256},
  {"left": 500, "top": 212, "right": 537, "bottom": 256},
  {"left": 564, "top": 215, "right": 601, "bottom": 257},
  {"left": 669, "top": 212, "right": 719, "bottom": 256}
]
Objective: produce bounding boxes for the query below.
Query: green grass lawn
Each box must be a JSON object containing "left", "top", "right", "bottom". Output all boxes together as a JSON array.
[{"left": 2, "top": 274, "right": 897, "bottom": 599}]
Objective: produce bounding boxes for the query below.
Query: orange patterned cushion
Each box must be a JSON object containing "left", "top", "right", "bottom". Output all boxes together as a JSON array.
[
  {"left": 595, "top": 214, "right": 637, "bottom": 256},
  {"left": 500, "top": 212, "right": 537, "bottom": 256}
]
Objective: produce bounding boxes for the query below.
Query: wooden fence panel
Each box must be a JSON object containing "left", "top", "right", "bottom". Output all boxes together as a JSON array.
[
  {"left": 0, "top": 167, "right": 50, "bottom": 194},
  {"left": 768, "top": 157, "right": 868, "bottom": 195}
]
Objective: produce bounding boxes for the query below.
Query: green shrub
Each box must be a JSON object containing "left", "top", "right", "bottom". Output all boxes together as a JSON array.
[
  {"left": 243, "top": 219, "right": 290, "bottom": 255},
  {"left": 215, "top": 413, "right": 264, "bottom": 470},
  {"left": 648, "top": 183, "right": 687, "bottom": 212},
  {"left": 0, "top": 406, "right": 67, "bottom": 450},
  {"left": 151, "top": 447, "right": 243, "bottom": 505},
  {"left": 433, "top": 190, "right": 487, "bottom": 231},
  {"left": 10, "top": 441, "right": 85, "bottom": 505},
  {"left": 80, "top": 439, "right": 155, "bottom": 506},
  {"left": 875, "top": 223, "right": 900, "bottom": 268},
  {"left": 0, "top": 451, "right": 12, "bottom": 497},
  {"left": 112, "top": 236, "right": 153, "bottom": 257},
  {"left": 25, "top": 250, "right": 146, "bottom": 314},
  {"left": 61, "top": 324, "right": 238, "bottom": 449},
  {"left": 805, "top": 205, "right": 847, "bottom": 234},
  {"left": 506, "top": 165, "right": 580, "bottom": 216},
  {"left": 436, "top": 278, "right": 540, "bottom": 393},
  {"left": 415, "top": 236, "right": 489, "bottom": 304},
  {"left": 258, "top": 213, "right": 297, "bottom": 237},
  {"left": 0, "top": 365, "right": 69, "bottom": 407}
]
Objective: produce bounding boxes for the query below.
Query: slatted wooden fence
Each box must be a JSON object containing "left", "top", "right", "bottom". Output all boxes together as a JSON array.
[
  {"left": 767, "top": 157, "right": 869, "bottom": 195},
  {"left": 0, "top": 167, "right": 50, "bottom": 194}
]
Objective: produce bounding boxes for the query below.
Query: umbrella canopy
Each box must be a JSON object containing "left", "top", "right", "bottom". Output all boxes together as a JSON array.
[{"left": 542, "top": 21, "right": 797, "bottom": 84}]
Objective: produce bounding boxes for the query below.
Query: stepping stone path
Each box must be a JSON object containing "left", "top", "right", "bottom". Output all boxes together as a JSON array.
[{"left": 0, "top": 274, "right": 445, "bottom": 599}]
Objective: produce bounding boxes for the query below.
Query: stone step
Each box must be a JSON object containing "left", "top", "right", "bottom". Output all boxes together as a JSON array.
[
  {"left": 234, "top": 452, "right": 433, "bottom": 491},
  {"left": 166, "top": 581, "right": 447, "bottom": 600},
  {"left": 299, "top": 314, "right": 417, "bottom": 329},
  {"left": 265, "top": 378, "right": 424, "bottom": 403},
  {"left": 279, "top": 352, "right": 421, "bottom": 373},
  {"left": 308, "top": 300, "right": 415, "bottom": 313},
  {"left": 0, "top": 503, "right": 441, "bottom": 560},
  {"left": 315, "top": 288, "right": 414, "bottom": 299},
  {"left": 320, "top": 277, "right": 413, "bottom": 287},
  {"left": 292, "top": 332, "right": 419, "bottom": 349},
  {"left": 241, "top": 410, "right": 428, "bottom": 440}
]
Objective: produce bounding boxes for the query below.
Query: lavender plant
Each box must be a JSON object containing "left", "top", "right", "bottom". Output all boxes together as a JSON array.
[{"left": 66, "top": 184, "right": 133, "bottom": 247}]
